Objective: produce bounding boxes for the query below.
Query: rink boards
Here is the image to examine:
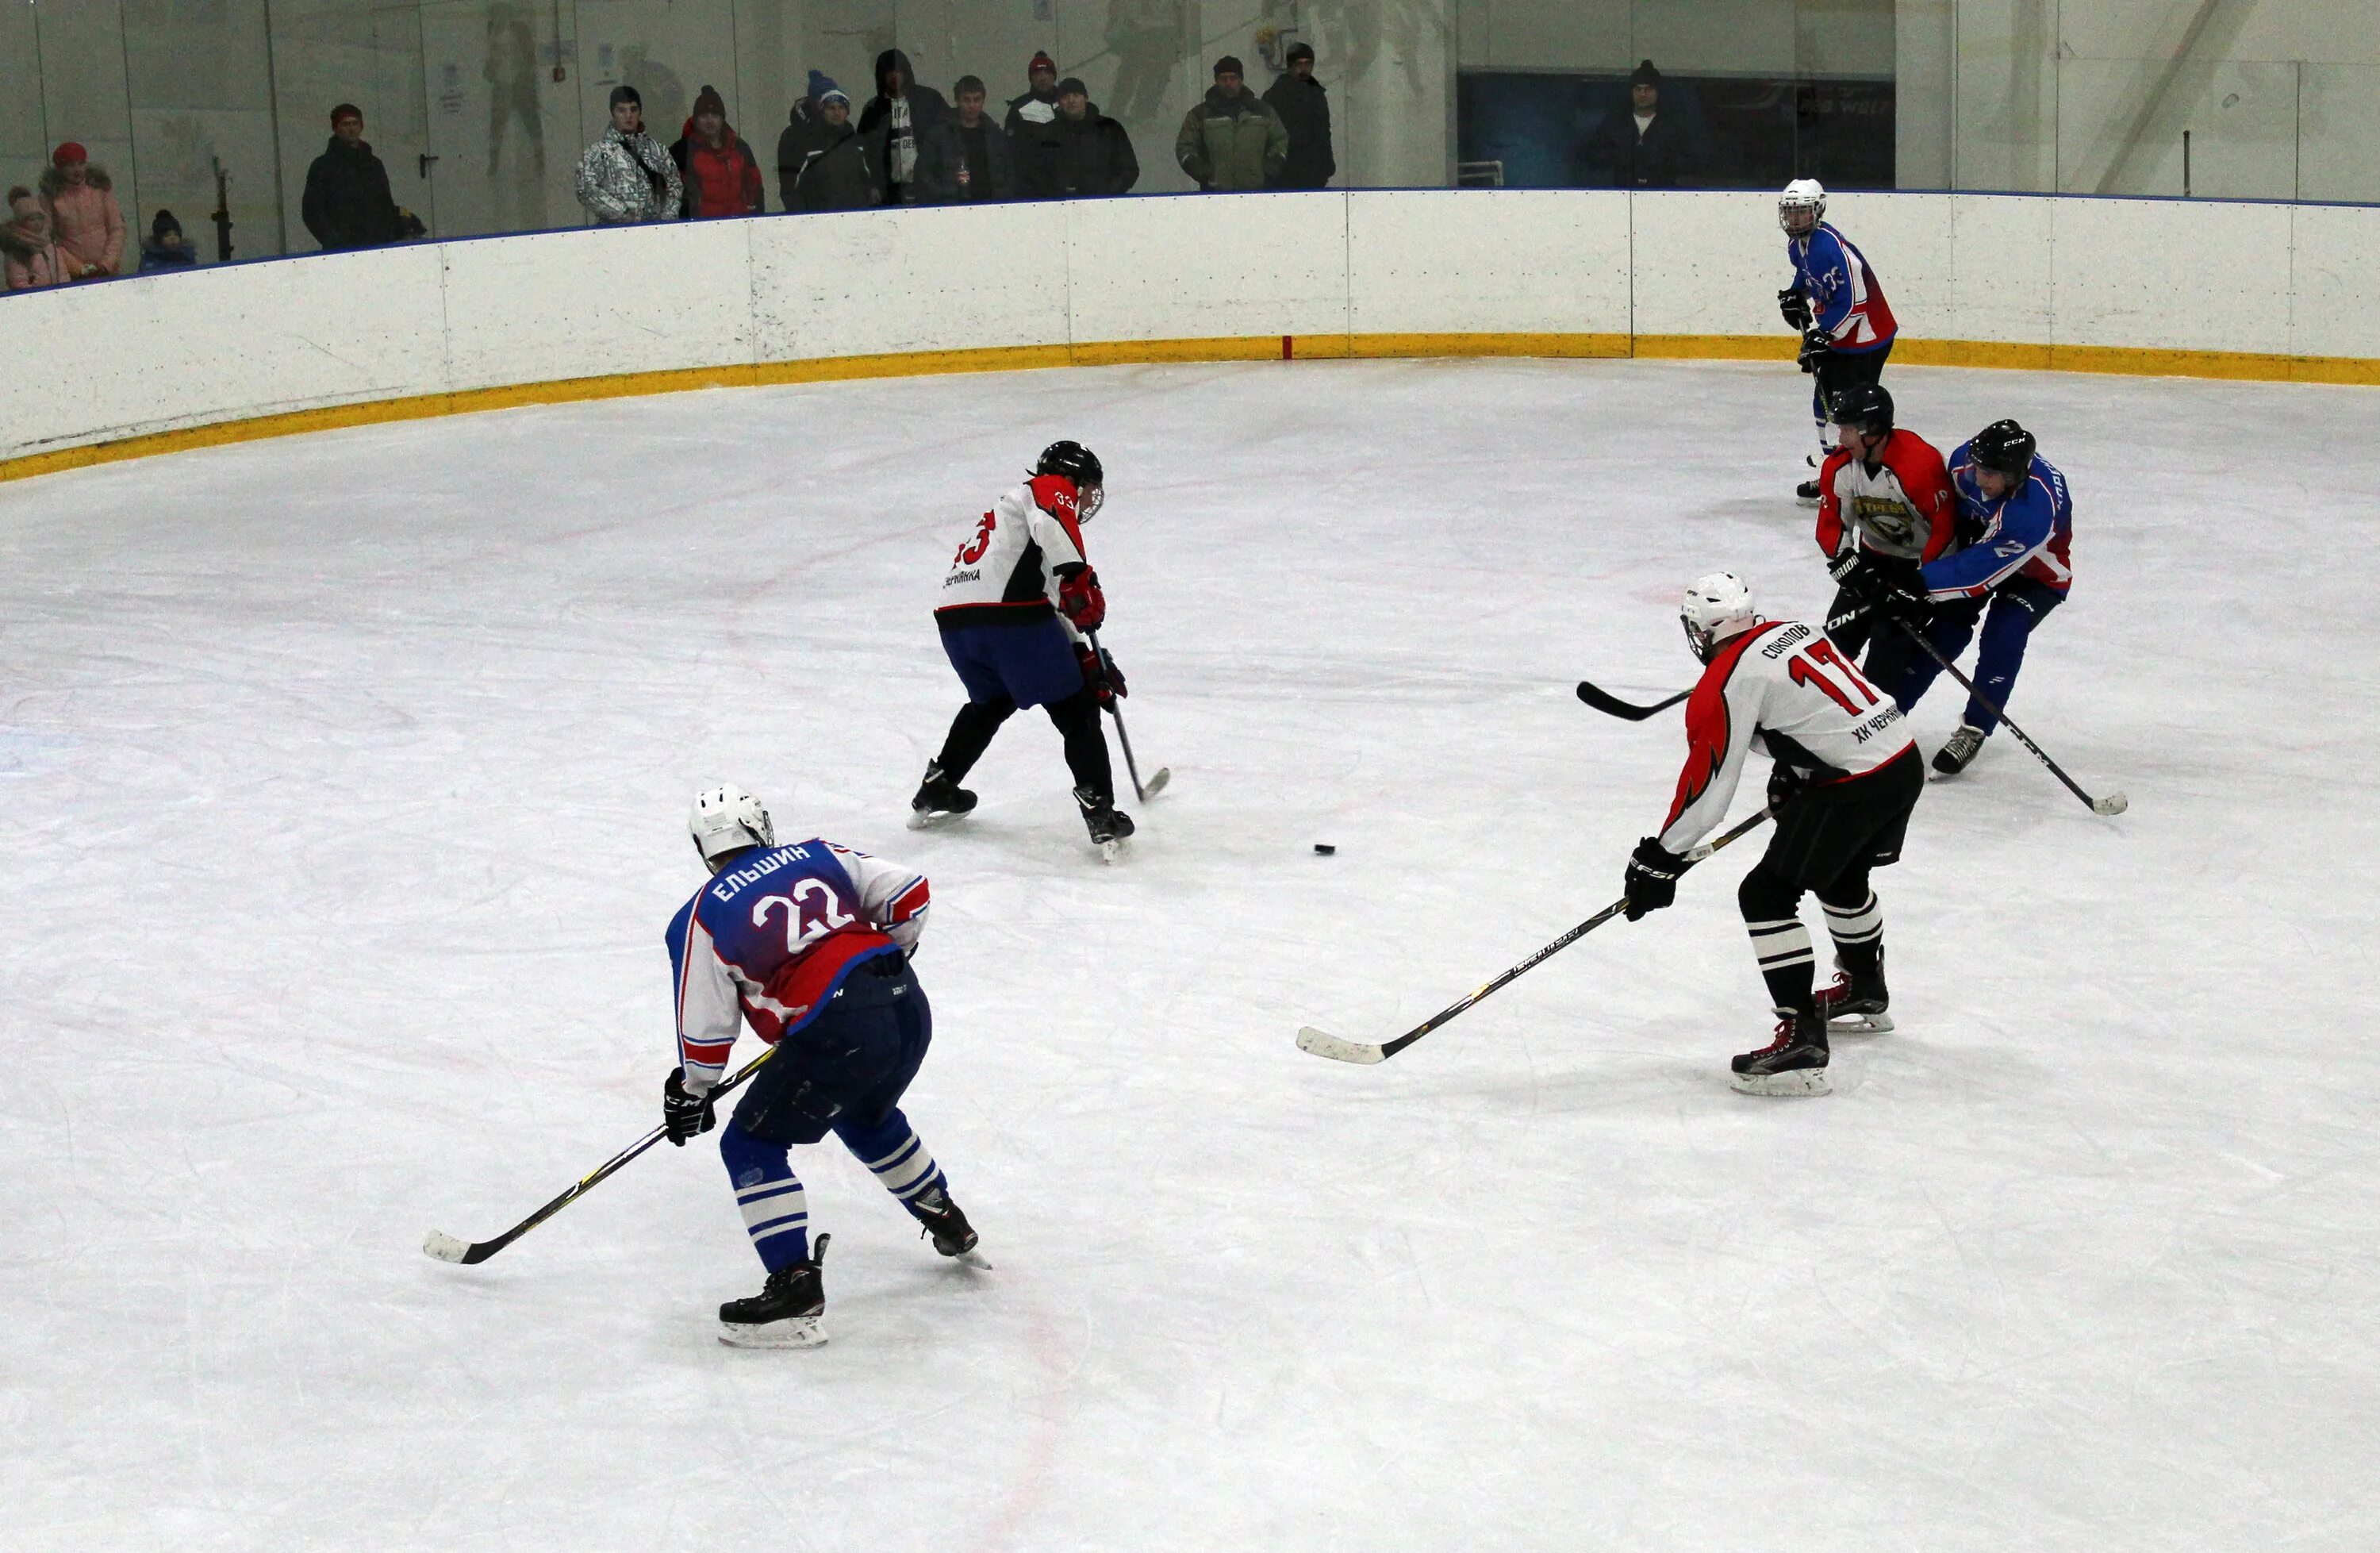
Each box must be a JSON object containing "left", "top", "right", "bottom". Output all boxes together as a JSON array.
[{"left": 4, "top": 186, "right": 2378, "bottom": 480}]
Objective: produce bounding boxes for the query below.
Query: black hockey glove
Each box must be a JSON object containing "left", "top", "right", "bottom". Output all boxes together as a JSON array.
[
  {"left": 1767, "top": 763, "right": 1809, "bottom": 813},
  {"left": 1778, "top": 287, "right": 1811, "bottom": 332},
  {"left": 1826, "top": 548, "right": 1866, "bottom": 586},
  {"left": 1797, "top": 326, "right": 1833, "bottom": 374},
  {"left": 1622, "top": 836, "right": 1686, "bottom": 921},
  {"left": 662, "top": 1066, "right": 716, "bottom": 1145}
]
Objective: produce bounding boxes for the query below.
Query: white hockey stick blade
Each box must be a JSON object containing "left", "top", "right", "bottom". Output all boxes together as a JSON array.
[
  {"left": 422, "top": 1230, "right": 472, "bottom": 1263},
  {"left": 1142, "top": 767, "right": 1171, "bottom": 797},
  {"left": 2093, "top": 791, "right": 2129, "bottom": 816},
  {"left": 1296, "top": 1025, "right": 1388, "bottom": 1064}
]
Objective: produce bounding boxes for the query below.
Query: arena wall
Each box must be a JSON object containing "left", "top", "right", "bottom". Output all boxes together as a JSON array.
[{"left": 4, "top": 188, "right": 2374, "bottom": 482}]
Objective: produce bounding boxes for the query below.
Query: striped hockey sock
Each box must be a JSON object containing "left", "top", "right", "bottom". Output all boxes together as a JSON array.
[
  {"left": 838, "top": 1108, "right": 948, "bottom": 1209},
  {"left": 1747, "top": 914, "right": 1818, "bottom": 1014},
  {"left": 1821, "top": 890, "right": 1883, "bottom": 978},
  {"left": 720, "top": 1124, "right": 811, "bottom": 1271}
]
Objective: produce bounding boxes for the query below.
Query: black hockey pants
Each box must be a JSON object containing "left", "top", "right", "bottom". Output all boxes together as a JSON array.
[
  {"left": 1738, "top": 749, "right": 1922, "bottom": 1023},
  {"left": 935, "top": 684, "right": 1115, "bottom": 805}
]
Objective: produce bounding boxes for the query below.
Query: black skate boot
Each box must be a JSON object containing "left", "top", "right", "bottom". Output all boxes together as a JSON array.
[
  {"left": 1730, "top": 1010, "right": 1831, "bottom": 1097},
  {"left": 718, "top": 1233, "right": 830, "bottom": 1348},
  {"left": 1816, "top": 950, "right": 1893, "bottom": 1034},
  {"left": 908, "top": 763, "right": 978, "bottom": 830},
  {"left": 908, "top": 1185, "right": 983, "bottom": 1262},
  {"left": 1796, "top": 479, "right": 1822, "bottom": 505},
  {"left": 1932, "top": 723, "right": 1987, "bottom": 776},
  {"left": 1075, "top": 787, "right": 1135, "bottom": 859}
]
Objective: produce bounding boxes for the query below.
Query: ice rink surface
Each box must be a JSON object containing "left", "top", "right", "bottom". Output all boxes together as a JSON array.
[{"left": 3, "top": 356, "right": 2378, "bottom": 1551}]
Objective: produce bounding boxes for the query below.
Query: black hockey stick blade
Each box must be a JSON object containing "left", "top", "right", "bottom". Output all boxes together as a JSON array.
[{"left": 1576, "top": 681, "right": 1689, "bottom": 721}]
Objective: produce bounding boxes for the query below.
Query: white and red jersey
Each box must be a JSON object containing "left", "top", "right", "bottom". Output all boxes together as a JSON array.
[
  {"left": 935, "top": 474, "right": 1091, "bottom": 632},
  {"left": 1814, "top": 429, "right": 1957, "bottom": 564},
  {"left": 1657, "top": 619, "right": 1917, "bottom": 854}
]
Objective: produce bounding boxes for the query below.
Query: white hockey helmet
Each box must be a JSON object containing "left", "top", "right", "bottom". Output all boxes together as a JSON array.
[
  {"left": 689, "top": 785, "right": 775, "bottom": 867},
  {"left": 1680, "top": 572, "right": 1763, "bottom": 663},
  {"left": 1778, "top": 178, "right": 1826, "bottom": 233}
]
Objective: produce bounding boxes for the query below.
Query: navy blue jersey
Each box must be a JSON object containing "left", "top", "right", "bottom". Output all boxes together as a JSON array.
[
  {"left": 1926, "top": 446, "right": 2074, "bottom": 600},
  {"left": 665, "top": 840, "right": 929, "bottom": 1084},
  {"left": 1788, "top": 221, "right": 1897, "bottom": 352}
]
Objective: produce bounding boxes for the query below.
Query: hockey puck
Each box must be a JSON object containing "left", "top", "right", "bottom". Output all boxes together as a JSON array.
[{"left": 1313, "top": 844, "right": 1336, "bottom": 855}]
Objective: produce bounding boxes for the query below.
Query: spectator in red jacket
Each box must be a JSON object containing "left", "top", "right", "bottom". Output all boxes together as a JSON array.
[{"left": 670, "top": 84, "right": 765, "bottom": 218}]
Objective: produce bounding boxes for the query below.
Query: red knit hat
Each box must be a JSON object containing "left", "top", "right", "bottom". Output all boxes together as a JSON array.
[
  {"left": 52, "top": 142, "right": 88, "bottom": 167},
  {"left": 1028, "top": 51, "right": 1055, "bottom": 76}
]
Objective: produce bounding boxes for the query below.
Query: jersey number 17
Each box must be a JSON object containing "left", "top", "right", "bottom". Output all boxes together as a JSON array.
[{"left": 1788, "top": 638, "right": 1883, "bottom": 714}]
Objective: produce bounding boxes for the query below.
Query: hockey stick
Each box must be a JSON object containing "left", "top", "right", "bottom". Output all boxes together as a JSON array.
[
  {"left": 1085, "top": 629, "right": 1169, "bottom": 800},
  {"left": 1576, "top": 682, "right": 1688, "bottom": 721},
  {"left": 1884, "top": 614, "right": 2127, "bottom": 816},
  {"left": 1576, "top": 602, "right": 1875, "bottom": 722},
  {"left": 1297, "top": 806, "right": 1775, "bottom": 1066},
  {"left": 423, "top": 1047, "right": 777, "bottom": 1267}
]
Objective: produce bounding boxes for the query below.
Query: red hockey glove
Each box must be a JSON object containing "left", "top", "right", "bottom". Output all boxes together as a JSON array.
[
  {"left": 1058, "top": 567, "right": 1107, "bottom": 632},
  {"left": 1076, "top": 644, "right": 1126, "bottom": 706}
]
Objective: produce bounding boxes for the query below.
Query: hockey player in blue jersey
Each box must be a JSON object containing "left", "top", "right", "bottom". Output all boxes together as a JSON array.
[
  {"left": 1866, "top": 420, "right": 2075, "bottom": 775},
  {"left": 1776, "top": 179, "right": 1898, "bottom": 503},
  {"left": 662, "top": 786, "right": 980, "bottom": 1347}
]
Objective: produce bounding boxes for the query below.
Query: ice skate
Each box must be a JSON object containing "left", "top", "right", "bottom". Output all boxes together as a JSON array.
[
  {"left": 1795, "top": 479, "right": 1822, "bottom": 505},
  {"left": 908, "top": 1186, "right": 989, "bottom": 1267},
  {"left": 1076, "top": 787, "right": 1134, "bottom": 861},
  {"left": 1932, "top": 723, "right": 1986, "bottom": 776},
  {"left": 908, "top": 763, "right": 977, "bottom": 829},
  {"left": 1816, "top": 964, "right": 1894, "bottom": 1035},
  {"left": 718, "top": 1233, "right": 829, "bottom": 1348},
  {"left": 1730, "top": 1011, "right": 1832, "bottom": 1096}
]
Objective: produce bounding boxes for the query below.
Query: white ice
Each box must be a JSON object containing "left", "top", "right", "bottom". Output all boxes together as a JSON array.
[{"left": 3, "top": 358, "right": 2377, "bottom": 1551}]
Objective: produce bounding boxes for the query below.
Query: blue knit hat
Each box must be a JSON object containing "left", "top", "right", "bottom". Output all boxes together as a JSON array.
[{"left": 808, "top": 70, "right": 838, "bottom": 100}]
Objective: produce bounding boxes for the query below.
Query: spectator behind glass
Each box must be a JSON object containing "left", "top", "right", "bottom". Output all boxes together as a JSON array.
[
  {"left": 1175, "top": 56, "right": 1286, "bottom": 191},
  {"left": 139, "top": 209, "right": 198, "bottom": 272},
  {"left": 41, "top": 142, "right": 126, "bottom": 278},
  {"left": 1050, "top": 78, "right": 1139, "bottom": 198},
  {"left": 670, "top": 84, "right": 764, "bottom": 218},
  {"left": 3, "top": 186, "right": 67, "bottom": 290},
  {"left": 1577, "top": 60, "right": 1705, "bottom": 190},
  {"left": 1263, "top": 42, "right": 1334, "bottom": 190},
  {"left": 777, "top": 71, "right": 842, "bottom": 211},
  {"left": 916, "top": 76, "right": 1015, "bottom": 204},
  {"left": 577, "top": 84, "right": 684, "bottom": 224},
  {"left": 859, "top": 49, "right": 948, "bottom": 206},
  {"left": 1005, "top": 51, "right": 1065, "bottom": 197},
  {"left": 302, "top": 106, "right": 420, "bottom": 251},
  {"left": 789, "top": 89, "right": 881, "bottom": 213}
]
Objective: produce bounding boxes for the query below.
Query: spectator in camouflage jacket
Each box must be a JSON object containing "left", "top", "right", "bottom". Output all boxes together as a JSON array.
[
  {"left": 1174, "top": 57, "right": 1288, "bottom": 191},
  {"left": 576, "top": 85, "right": 683, "bottom": 225}
]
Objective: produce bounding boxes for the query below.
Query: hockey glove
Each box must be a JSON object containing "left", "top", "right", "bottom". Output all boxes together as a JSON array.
[
  {"left": 1767, "top": 763, "right": 1810, "bottom": 813},
  {"left": 1778, "top": 287, "right": 1811, "bottom": 332},
  {"left": 1057, "top": 566, "right": 1107, "bottom": 632},
  {"left": 1075, "top": 644, "right": 1127, "bottom": 707},
  {"left": 662, "top": 1066, "right": 716, "bottom": 1145},
  {"left": 1826, "top": 548, "right": 1868, "bottom": 586},
  {"left": 1622, "top": 837, "right": 1685, "bottom": 921},
  {"left": 1797, "top": 327, "right": 1833, "bottom": 374}
]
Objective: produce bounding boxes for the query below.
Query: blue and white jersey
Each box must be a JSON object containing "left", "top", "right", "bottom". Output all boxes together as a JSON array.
[
  {"left": 1925, "top": 445, "right": 2075, "bottom": 600},
  {"left": 1788, "top": 221, "right": 1898, "bottom": 352},
  {"left": 665, "top": 840, "right": 930, "bottom": 1086}
]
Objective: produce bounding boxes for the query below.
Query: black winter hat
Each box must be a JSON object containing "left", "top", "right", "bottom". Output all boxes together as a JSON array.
[
  {"left": 1286, "top": 41, "right": 1316, "bottom": 64},
  {"left": 1631, "top": 59, "right": 1662, "bottom": 87},
  {"left": 152, "top": 208, "right": 181, "bottom": 239},
  {"left": 1056, "top": 77, "right": 1088, "bottom": 98},
  {"left": 608, "top": 83, "right": 642, "bottom": 110},
  {"left": 1214, "top": 56, "right": 1244, "bottom": 77}
]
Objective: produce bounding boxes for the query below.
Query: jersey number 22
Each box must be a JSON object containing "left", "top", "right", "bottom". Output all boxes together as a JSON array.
[{"left": 753, "top": 879, "right": 857, "bottom": 954}]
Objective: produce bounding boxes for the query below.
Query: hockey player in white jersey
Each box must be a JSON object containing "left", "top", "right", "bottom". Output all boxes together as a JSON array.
[
  {"left": 910, "top": 440, "right": 1133, "bottom": 852},
  {"left": 1621, "top": 573, "right": 1924, "bottom": 1094}
]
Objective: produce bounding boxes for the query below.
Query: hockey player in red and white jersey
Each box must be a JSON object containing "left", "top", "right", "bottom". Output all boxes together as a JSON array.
[
  {"left": 909, "top": 440, "right": 1133, "bottom": 852},
  {"left": 1622, "top": 572, "right": 1925, "bottom": 1095},
  {"left": 1811, "top": 381, "right": 1956, "bottom": 693}
]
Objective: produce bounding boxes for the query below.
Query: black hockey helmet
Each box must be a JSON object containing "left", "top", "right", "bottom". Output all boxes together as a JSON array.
[
  {"left": 1827, "top": 382, "right": 1894, "bottom": 439},
  {"left": 1969, "top": 418, "right": 2036, "bottom": 475},
  {"left": 1033, "top": 440, "right": 1104, "bottom": 518}
]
